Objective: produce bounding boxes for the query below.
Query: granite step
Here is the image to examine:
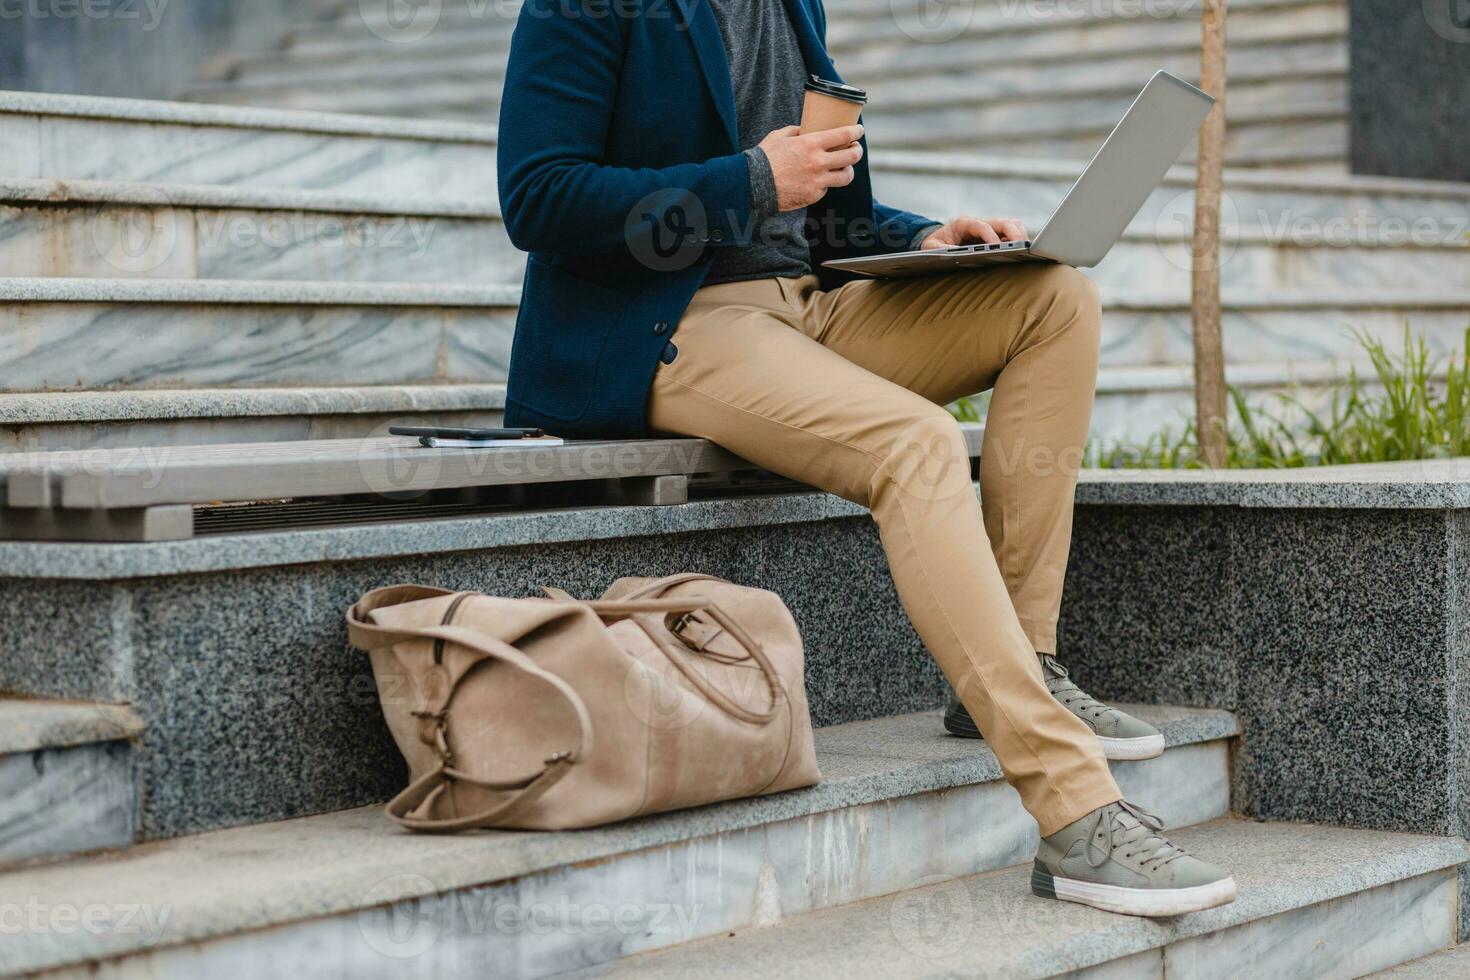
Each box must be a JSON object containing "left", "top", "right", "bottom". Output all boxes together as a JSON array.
[
  {"left": 0, "top": 707, "right": 1238, "bottom": 978},
  {"left": 3, "top": 278, "right": 1466, "bottom": 396},
  {"left": 210, "top": 28, "right": 1339, "bottom": 103},
  {"left": 236, "top": 0, "right": 1332, "bottom": 74},
  {"left": 0, "top": 699, "right": 143, "bottom": 868},
  {"left": 1372, "top": 944, "right": 1470, "bottom": 976},
  {"left": 0, "top": 360, "right": 1403, "bottom": 453},
  {"left": 0, "top": 278, "right": 519, "bottom": 393},
  {"left": 0, "top": 448, "right": 1225, "bottom": 842},
  {"left": 0, "top": 384, "right": 510, "bottom": 452},
  {"left": 863, "top": 75, "right": 1346, "bottom": 146},
  {"left": 868, "top": 152, "right": 1470, "bottom": 240},
  {"left": 873, "top": 104, "right": 1347, "bottom": 168},
  {"left": 0, "top": 178, "right": 517, "bottom": 284},
  {"left": 584, "top": 820, "right": 1468, "bottom": 980},
  {"left": 197, "top": 33, "right": 1339, "bottom": 113},
  {"left": 0, "top": 91, "right": 499, "bottom": 201},
  {"left": 2, "top": 176, "right": 1462, "bottom": 292},
  {"left": 862, "top": 39, "right": 1347, "bottom": 108},
  {"left": 832, "top": 0, "right": 1345, "bottom": 72},
  {"left": 828, "top": 0, "right": 1333, "bottom": 30}
]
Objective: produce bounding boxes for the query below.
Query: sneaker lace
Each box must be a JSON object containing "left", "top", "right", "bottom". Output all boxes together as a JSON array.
[
  {"left": 1041, "top": 655, "right": 1112, "bottom": 723},
  {"left": 1085, "top": 801, "right": 1190, "bottom": 872}
]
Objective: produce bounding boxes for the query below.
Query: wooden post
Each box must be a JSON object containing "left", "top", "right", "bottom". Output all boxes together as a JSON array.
[{"left": 1193, "top": 0, "right": 1229, "bottom": 468}]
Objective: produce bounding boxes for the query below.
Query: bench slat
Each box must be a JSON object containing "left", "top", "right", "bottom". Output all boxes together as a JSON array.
[{"left": 3, "top": 425, "right": 984, "bottom": 512}]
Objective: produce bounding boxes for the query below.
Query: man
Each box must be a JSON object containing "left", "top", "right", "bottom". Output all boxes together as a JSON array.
[{"left": 497, "top": 0, "right": 1236, "bottom": 917}]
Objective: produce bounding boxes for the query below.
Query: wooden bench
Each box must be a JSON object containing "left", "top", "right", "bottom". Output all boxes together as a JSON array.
[{"left": 0, "top": 425, "right": 985, "bottom": 542}]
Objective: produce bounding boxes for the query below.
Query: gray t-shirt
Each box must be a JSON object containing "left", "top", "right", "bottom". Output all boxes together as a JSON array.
[{"left": 704, "top": 0, "right": 812, "bottom": 284}]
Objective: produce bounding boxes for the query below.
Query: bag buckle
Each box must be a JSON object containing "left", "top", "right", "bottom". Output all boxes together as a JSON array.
[{"left": 413, "top": 709, "right": 453, "bottom": 764}]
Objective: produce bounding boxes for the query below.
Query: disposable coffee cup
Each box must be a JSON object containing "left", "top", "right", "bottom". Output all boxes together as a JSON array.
[{"left": 800, "top": 76, "right": 867, "bottom": 135}]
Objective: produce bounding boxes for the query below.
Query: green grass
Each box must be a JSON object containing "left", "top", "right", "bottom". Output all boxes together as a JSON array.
[{"left": 950, "top": 326, "right": 1470, "bottom": 470}]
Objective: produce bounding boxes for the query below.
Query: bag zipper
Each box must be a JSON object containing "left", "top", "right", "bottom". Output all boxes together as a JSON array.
[{"left": 433, "top": 593, "right": 474, "bottom": 664}]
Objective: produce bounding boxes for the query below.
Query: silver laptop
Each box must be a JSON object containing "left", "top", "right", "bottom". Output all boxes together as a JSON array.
[{"left": 823, "top": 71, "right": 1215, "bottom": 279}]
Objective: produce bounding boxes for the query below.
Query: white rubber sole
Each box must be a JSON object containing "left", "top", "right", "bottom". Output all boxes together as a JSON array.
[
  {"left": 1048, "top": 874, "right": 1238, "bottom": 917},
  {"left": 1097, "top": 732, "right": 1166, "bottom": 761}
]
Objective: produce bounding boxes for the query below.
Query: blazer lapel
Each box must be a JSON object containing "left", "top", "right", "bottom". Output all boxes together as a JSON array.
[
  {"left": 673, "top": 0, "right": 740, "bottom": 150},
  {"left": 781, "top": 0, "right": 838, "bottom": 81}
]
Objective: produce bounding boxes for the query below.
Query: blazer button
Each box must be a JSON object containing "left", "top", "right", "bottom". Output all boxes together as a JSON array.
[
  {"left": 711, "top": 230, "right": 725, "bottom": 242},
  {"left": 653, "top": 322, "right": 669, "bottom": 336}
]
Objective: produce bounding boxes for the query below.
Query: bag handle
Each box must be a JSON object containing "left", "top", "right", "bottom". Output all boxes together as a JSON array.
[
  {"left": 540, "top": 581, "right": 784, "bottom": 726},
  {"left": 347, "top": 593, "right": 594, "bottom": 833}
]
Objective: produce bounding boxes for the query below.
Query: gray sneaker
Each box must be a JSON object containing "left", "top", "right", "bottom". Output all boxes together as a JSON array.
[
  {"left": 942, "top": 655, "right": 1165, "bottom": 761},
  {"left": 1032, "top": 800, "right": 1237, "bottom": 917}
]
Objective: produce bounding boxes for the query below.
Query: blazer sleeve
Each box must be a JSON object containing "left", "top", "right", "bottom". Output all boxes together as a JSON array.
[{"left": 497, "top": 0, "right": 755, "bottom": 257}]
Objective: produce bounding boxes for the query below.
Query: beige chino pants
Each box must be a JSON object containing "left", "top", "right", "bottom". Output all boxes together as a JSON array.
[{"left": 647, "top": 263, "right": 1121, "bottom": 834}]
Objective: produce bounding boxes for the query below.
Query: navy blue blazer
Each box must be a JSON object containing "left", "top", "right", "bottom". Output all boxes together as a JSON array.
[{"left": 498, "top": 0, "right": 937, "bottom": 437}]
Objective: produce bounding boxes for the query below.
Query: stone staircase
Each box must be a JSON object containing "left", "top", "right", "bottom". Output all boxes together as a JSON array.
[
  {"left": 188, "top": 0, "right": 1351, "bottom": 172},
  {"left": 3, "top": 90, "right": 1468, "bottom": 448},
  {"left": 3, "top": 692, "right": 1464, "bottom": 978},
  {"left": 0, "top": 4, "right": 1468, "bottom": 977}
]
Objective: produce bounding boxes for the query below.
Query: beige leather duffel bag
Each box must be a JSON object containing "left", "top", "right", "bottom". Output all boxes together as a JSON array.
[{"left": 346, "top": 573, "right": 821, "bottom": 832}]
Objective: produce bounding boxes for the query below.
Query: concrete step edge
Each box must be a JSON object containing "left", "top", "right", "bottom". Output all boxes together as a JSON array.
[
  {"left": 208, "top": 30, "right": 1344, "bottom": 95},
  {"left": 0, "top": 277, "right": 521, "bottom": 307},
  {"left": 590, "top": 819, "right": 1469, "bottom": 979},
  {"left": 0, "top": 362, "right": 1418, "bottom": 429},
  {"left": 0, "top": 384, "right": 509, "bottom": 426},
  {"left": 0, "top": 177, "right": 500, "bottom": 220},
  {"left": 2, "top": 278, "right": 1466, "bottom": 311},
  {"left": 0, "top": 706, "right": 1238, "bottom": 976},
  {"left": 1371, "top": 944, "right": 1470, "bottom": 976},
  {"left": 870, "top": 151, "right": 1470, "bottom": 199},
  {"left": 874, "top": 61, "right": 1347, "bottom": 111},
  {"left": 6, "top": 178, "right": 1464, "bottom": 253},
  {"left": 826, "top": 0, "right": 1338, "bottom": 25},
  {"left": 0, "top": 698, "right": 143, "bottom": 756},
  {"left": 0, "top": 90, "right": 499, "bottom": 145}
]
